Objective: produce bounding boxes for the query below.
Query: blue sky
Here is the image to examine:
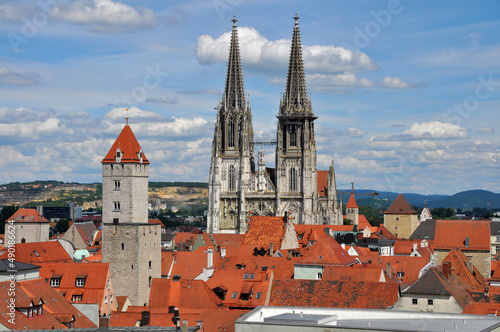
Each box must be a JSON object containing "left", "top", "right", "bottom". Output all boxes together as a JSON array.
[{"left": 0, "top": 0, "right": 499, "bottom": 195}]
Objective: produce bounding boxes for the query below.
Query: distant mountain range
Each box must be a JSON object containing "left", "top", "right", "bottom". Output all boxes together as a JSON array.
[
  {"left": 340, "top": 189, "right": 500, "bottom": 210},
  {"left": 1, "top": 181, "right": 499, "bottom": 210}
]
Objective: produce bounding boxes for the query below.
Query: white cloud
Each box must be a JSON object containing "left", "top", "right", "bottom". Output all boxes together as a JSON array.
[
  {"left": 479, "top": 126, "right": 495, "bottom": 133},
  {"left": 53, "top": 0, "right": 157, "bottom": 32},
  {"left": 0, "top": 67, "right": 41, "bottom": 86},
  {"left": 347, "top": 127, "right": 367, "bottom": 137},
  {"left": 381, "top": 76, "right": 416, "bottom": 89},
  {"left": 404, "top": 121, "right": 468, "bottom": 139},
  {"left": 196, "top": 27, "right": 378, "bottom": 75}
]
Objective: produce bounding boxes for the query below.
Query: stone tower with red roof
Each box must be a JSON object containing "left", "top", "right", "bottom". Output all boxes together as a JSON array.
[
  {"left": 101, "top": 118, "right": 161, "bottom": 306},
  {"left": 383, "top": 193, "right": 419, "bottom": 239},
  {"left": 346, "top": 194, "right": 359, "bottom": 227}
]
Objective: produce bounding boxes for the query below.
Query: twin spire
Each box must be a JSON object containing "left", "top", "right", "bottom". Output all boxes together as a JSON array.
[{"left": 223, "top": 14, "right": 311, "bottom": 115}]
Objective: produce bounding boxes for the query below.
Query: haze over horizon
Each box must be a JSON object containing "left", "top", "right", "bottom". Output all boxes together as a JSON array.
[{"left": 0, "top": 1, "right": 499, "bottom": 195}]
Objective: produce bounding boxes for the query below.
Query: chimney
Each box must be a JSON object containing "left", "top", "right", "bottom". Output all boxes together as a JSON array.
[
  {"left": 269, "top": 242, "right": 274, "bottom": 256},
  {"left": 140, "top": 310, "right": 150, "bottom": 326},
  {"left": 168, "top": 305, "right": 175, "bottom": 313},
  {"left": 207, "top": 248, "right": 213, "bottom": 268},
  {"left": 287, "top": 250, "right": 292, "bottom": 260},
  {"left": 182, "top": 319, "right": 188, "bottom": 332},
  {"left": 413, "top": 242, "right": 418, "bottom": 251},
  {"left": 464, "top": 237, "right": 470, "bottom": 248},
  {"left": 173, "top": 308, "right": 180, "bottom": 329},
  {"left": 386, "top": 262, "right": 391, "bottom": 276},
  {"left": 442, "top": 261, "right": 452, "bottom": 278}
]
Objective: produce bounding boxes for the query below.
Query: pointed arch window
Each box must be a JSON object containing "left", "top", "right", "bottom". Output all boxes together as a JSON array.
[
  {"left": 227, "top": 120, "right": 235, "bottom": 148},
  {"left": 228, "top": 165, "right": 236, "bottom": 191},
  {"left": 289, "top": 125, "right": 297, "bottom": 147},
  {"left": 289, "top": 168, "right": 297, "bottom": 192}
]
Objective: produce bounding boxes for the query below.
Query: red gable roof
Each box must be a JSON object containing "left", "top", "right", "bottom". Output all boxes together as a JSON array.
[
  {"left": 102, "top": 124, "right": 149, "bottom": 164},
  {"left": 149, "top": 279, "right": 222, "bottom": 309},
  {"left": 346, "top": 194, "right": 358, "bottom": 208},
  {"left": 6, "top": 208, "right": 49, "bottom": 223},
  {"left": 0, "top": 279, "right": 95, "bottom": 329},
  {"left": 0, "top": 241, "right": 72, "bottom": 264},
  {"left": 38, "top": 262, "right": 113, "bottom": 311},
  {"left": 384, "top": 193, "right": 417, "bottom": 214},
  {"left": 296, "top": 233, "right": 358, "bottom": 267},
  {"left": 434, "top": 219, "right": 490, "bottom": 251}
]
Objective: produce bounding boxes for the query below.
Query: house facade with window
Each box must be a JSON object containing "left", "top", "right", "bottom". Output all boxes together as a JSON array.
[
  {"left": 207, "top": 15, "right": 342, "bottom": 234},
  {"left": 5, "top": 208, "right": 50, "bottom": 245},
  {"left": 38, "top": 262, "right": 117, "bottom": 322}
]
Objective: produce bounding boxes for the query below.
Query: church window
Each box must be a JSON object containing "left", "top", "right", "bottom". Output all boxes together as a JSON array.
[
  {"left": 114, "top": 202, "right": 121, "bottom": 211},
  {"left": 114, "top": 180, "right": 121, "bottom": 190},
  {"left": 289, "top": 168, "right": 297, "bottom": 192},
  {"left": 289, "top": 125, "right": 297, "bottom": 147},
  {"left": 227, "top": 120, "right": 235, "bottom": 148},
  {"left": 228, "top": 165, "right": 236, "bottom": 191}
]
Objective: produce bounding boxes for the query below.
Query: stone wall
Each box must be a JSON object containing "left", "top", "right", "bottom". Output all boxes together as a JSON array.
[
  {"left": 434, "top": 249, "right": 491, "bottom": 279},
  {"left": 384, "top": 214, "right": 418, "bottom": 239}
]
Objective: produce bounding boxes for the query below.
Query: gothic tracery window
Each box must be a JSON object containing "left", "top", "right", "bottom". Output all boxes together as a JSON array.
[
  {"left": 228, "top": 165, "right": 235, "bottom": 191},
  {"left": 227, "top": 120, "right": 235, "bottom": 148},
  {"left": 289, "top": 168, "right": 297, "bottom": 192}
]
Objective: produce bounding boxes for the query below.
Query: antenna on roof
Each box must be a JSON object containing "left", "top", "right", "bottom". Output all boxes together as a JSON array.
[{"left": 188, "top": 265, "right": 191, "bottom": 288}]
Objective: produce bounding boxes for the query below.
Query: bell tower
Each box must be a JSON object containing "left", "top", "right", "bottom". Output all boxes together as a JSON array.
[
  {"left": 208, "top": 16, "right": 255, "bottom": 233},
  {"left": 276, "top": 13, "right": 318, "bottom": 224}
]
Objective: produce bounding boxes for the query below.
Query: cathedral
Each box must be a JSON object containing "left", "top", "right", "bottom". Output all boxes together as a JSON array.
[{"left": 207, "top": 14, "right": 343, "bottom": 234}]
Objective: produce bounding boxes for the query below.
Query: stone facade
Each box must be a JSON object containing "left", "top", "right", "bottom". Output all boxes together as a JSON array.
[
  {"left": 13, "top": 223, "right": 50, "bottom": 245},
  {"left": 434, "top": 249, "right": 491, "bottom": 279},
  {"left": 393, "top": 294, "right": 463, "bottom": 314},
  {"left": 102, "top": 222, "right": 160, "bottom": 306},
  {"left": 207, "top": 16, "right": 342, "bottom": 234},
  {"left": 383, "top": 213, "right": 419, "bottom": 239}
]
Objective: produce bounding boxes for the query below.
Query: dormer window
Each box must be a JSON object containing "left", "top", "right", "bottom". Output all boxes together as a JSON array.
[
  {"left": 50, "top": 276, "right": 61, "bottom": 287},
  {"left": 75, "top": 275, "right": 86, "bottom": 287},
  {"left": 28, "top": 306, "right": 33, "bottom": 318},
  {"left": 115, "top": 148, "right": 122, "bottom": 163},
  {"left": 72, "top": 295, "right": 82, "bottom": 302}
]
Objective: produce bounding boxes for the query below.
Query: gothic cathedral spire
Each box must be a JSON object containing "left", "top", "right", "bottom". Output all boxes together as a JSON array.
[
  {"left": 208, "top": 16, "right": 255, "bottom": 234},
  {"left": 281, "top": 13, "right": 312, "bottom": 115},
  {"left": 224, "top": 15, "right": 246, "bottom": 111}
]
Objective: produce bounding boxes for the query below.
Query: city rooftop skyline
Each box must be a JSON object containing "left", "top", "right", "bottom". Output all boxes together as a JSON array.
[{"left": 0, "top": 0, "right": 499, "bottom": 195}]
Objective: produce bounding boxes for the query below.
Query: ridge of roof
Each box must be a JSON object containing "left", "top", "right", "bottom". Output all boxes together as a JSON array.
[
  {"left": 384, "top": 193, "right": 417, "bottom": 214},
  {"left": 5, "top": 208, "right": 49, "bottom": 223}
]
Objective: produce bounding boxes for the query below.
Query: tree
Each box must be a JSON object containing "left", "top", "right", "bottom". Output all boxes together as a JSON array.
[
  {"left": 0, "top": 206, "right": 18, "bottom": 234},
  {"left": 55, "top": 219, "right": 70, "bottom": 235}
]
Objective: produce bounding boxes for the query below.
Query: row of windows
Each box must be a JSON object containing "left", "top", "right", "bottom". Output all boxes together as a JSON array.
[
  {"left": 50, "top": 277, "right": 86, "bottom": 288},
  {"left": 26, "top": 305, "right": 43, "bottom": 318},
  {"left": 230, "top": 291, "right": 262, "bottom": 300},
  {"left": 412, "top": 298, "right": 433, "bottom": 306}
]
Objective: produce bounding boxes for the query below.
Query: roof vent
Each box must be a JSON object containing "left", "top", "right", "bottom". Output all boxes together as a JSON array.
[{"left": 464, "top": 237, "right": 470, "bottom": 248}]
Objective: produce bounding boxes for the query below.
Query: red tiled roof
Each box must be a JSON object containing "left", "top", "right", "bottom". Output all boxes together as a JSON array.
[
  {"left": 317, "top": 170, "right": 328, "bottom": 197},
  {"left": 269, "top": 279, "right": 399, "bottom": 309},
  {"left": 296, "top": 233, "right": 357, "bottom": 267},
  {"left": 38, "top": 262, "right": 113, "bottom": 311},
  {"left": 0, "top": 241, "right": 72, "bottom": 264},
  {"left": 102, "top": 124, "right": 149, "bottom": 164},
  {"left": 149, "top": 279, "right": 222, "bottom": 309},
  {"left": 322, "top": 265, "right": 386, "bottom": 283},
  {"left": 371, "top": 255, "right": 431, "bottom": 286},
  {"left": 441, "top": 248, "right": 485, "bottom": 290},
  {"left": 294, "top": 225, "right": 353, "bottom": 247},
  {"left": 244, "top": 216, "right": 285, "bottom": 246},
  {"left": 384, "top": 194, "right": 417, "bottom": 214},
  {"left": 346, "top": 194, "right": 358, "bottom": 208},
  {"left": 5, "top": 208, "right": 49, "bottom": 223},
  {"left": 434, "top": 219, "right": 490, "bottom": 251},
  {"left": 0, "top": 278, "right": 95, "bottom": 329},
  {"left": 463, "top": 302, "right": 500, "bottom": 316}
]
